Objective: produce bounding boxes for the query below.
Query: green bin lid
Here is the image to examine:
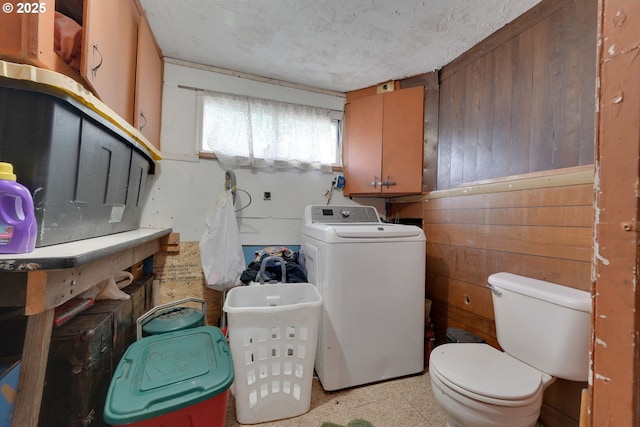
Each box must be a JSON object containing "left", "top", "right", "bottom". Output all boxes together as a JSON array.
[
  {"left": 142, "top": 306, "right": 205, "bottom": 335},
  {"left": 103, "top": 326, "right": 234, "bottom": 425}
]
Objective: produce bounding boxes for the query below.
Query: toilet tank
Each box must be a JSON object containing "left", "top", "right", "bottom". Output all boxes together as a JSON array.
[{"left": 488, "top": 272, "right": 591, "bottom": 381}]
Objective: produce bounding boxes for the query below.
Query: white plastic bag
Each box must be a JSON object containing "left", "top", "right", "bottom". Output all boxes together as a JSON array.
[
  {"left": 79, "top": 271, "right": 133, "bottom": 300},
  {"left": 199, "top": 190, "right": 246, "bottom": 291}
]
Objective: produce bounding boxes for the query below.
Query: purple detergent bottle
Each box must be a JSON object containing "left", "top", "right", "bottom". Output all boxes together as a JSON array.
[{"left": 0, "top": 162, "right": 37, "bottom": 253}]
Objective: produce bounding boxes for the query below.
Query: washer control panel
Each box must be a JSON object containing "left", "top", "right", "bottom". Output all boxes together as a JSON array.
[{"left": 308, "top": 205, "right": 381, "bottom": 223}]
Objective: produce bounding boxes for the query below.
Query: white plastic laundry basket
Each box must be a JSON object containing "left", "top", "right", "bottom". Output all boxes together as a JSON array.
[{"left": 223, "top": 283, "right": 323, "bottom": 424}]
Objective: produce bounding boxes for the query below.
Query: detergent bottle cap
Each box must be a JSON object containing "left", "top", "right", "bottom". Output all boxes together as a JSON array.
[{"left": 0, "top": 163, "right": 17, "bottom": 181}]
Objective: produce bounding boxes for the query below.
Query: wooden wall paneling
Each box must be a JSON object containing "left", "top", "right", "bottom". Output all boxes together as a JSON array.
[
  {"left": 440, "top": 0, "right": 571, "bottom": 81},
  {"left": 424, "top": 182, "right": 594, "bottom": 209},
  {"left": 427, "top": 274, "right": 495, "bottom": 322},
  {"left": 462, "top": 59, "right": 480, "bottom": 184},
  {"left": 422, "top": 181, "right": 594, "bottom": 335},
  {"left": 448, "top": 304, "right": 497, "bottom": 344},
  {"left": 529, "top": 12, "right": 555, "bottom": 173},
  {"left": 579, "top": 0, "right": 597, "bottom": 166},
  {"left": 429, "top": 299, "right": 496, "bottom": 345},
  {"left": 436, "top": 75, "right": 453, "bottom": 190},
  {"left": 426, "top": 223, "right": 591, "bottom": 261},
  {"left": 421, "top": 177, "right": 593, "bottom": 426},
  {"left": 426, "top": 242, "right": 591, "bottom": 348},
  {"left": 509, "top": 27, "right": 534, "bottom": 176},
  {"left": 435, "top": 0, "right": 596, "bottom": 190},
  {"left": 491, "top": 40, "right": 514, "bottom": 180},
  {"left": 449, "top": 71, "right": 466, "bottom": 187},
  {"left": 475, "top": 53, "right": 495, "bottom": 182},
  {"left": 417, "top": 0, "right": 599, "bottom": 424},
  {"left": 431, "top": 296, "right": 498, "bottom": 346},
  {"left": 430, "top": 310, "right": 486, "bottom": 348},
  {"left": 387, "top": 201, "right": 423, "bottom": 220},
  {"left": 425, "top": 204, "right": 593, "bottom": 228},
  {"left": 426, "top": 242, "right": 591, "bottom": 291},
  {"left": 552, "top": 3, "right": 583, "bottom": 169},
  {"left": 424, "top": 74, "right": 440, "bottom": 192}
]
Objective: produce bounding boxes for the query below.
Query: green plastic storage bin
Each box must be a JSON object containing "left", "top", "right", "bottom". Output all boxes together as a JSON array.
[
  {"left": 136, "top": 298, "right": 206, "bottom": 339},
  {"left": 104, "top": 326, "right": 233, "bottom": 427}
]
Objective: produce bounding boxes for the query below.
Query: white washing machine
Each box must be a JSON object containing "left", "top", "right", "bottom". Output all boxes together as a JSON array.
[{"left": 300, "top": 205, "right": 426, "bottom": 391}]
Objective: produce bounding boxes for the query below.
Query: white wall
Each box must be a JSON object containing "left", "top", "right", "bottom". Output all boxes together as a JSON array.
[{"left": 140, "top": 62, "right": 380, "bottom": 244}]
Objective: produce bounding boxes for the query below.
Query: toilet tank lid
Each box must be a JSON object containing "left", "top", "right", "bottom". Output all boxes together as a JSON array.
[{"left": 488, "top": 272, "right": 591, "bottom": 312}]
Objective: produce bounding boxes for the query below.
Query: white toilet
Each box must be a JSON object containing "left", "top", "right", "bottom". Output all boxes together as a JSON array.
[{"left": 429, "top": 272, "right": 591, "bottom": 427}]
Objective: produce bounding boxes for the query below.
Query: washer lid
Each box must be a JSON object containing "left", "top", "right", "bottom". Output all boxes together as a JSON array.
[
  {"left": 300, "top": 222, "right": 425, "bottom": 243},
  {"left": 334, "top": 224, "right": 423, "bottom": 238},
  {"left": 430, "top": 343, "right": 544, "bottom": 402}
]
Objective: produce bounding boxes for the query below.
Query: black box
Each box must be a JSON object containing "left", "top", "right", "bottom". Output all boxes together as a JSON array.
[
  {"left": 40, "top": 312, "right": 113, "bottom": 427},
  {"left": 82, "top": 297, "right": 134, "bottom": 367},
  {"left": 123, "top": 275, "right": 154, "bottom": 340},
  {"left": 0, "top": 78, "right": 155, "bottom": 247},
  {"left": 38, "top": 275, "right": 154, "bottom": 426}
]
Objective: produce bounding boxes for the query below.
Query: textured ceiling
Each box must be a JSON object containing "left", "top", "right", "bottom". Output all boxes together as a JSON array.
[{"left": 139, "top": 0, "right": 542, "bottom": 93}]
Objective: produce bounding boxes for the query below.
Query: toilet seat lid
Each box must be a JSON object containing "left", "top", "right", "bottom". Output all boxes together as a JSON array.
[{"left": 430, "top": 343, "right": 544, "bottom": 402}]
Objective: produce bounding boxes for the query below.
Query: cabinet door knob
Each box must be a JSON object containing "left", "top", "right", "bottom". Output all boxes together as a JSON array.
[
  {"left": 91, "top": 43, "right": 103, "bottom": 78},
  {"left": 369, "top": 176, "right": 379, "bottom": 188}
]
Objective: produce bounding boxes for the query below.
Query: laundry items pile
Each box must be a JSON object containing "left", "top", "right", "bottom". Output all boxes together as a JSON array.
[{"left": 240, "top": 246, "right": 308, "bottom": 284}]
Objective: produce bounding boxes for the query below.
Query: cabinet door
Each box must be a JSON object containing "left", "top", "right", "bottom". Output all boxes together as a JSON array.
[
  {"left": 0, "top": 1, "right": 78, "bottom": 79},
  {"left": 134, "top": 15, "right": 163, "bottom": 151},
  {"left": 381, "top": 86, "right": 424, "bottom": 194},
  {"left": 81, "top": 0, "right": 139, "bottom": 123},
  {"left": 343, "top": 94, "right": 383, "bottom": 195},
  {"left": 343, "top": 87, "right": 424, "bottom": 196}
]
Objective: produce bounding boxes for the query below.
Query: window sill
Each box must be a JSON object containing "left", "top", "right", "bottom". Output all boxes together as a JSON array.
[{"left": 198, "top": 151, "right": 343, "bottom": 172}]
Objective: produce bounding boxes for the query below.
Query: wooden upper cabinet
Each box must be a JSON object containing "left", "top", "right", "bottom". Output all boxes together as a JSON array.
[
  {"left": 82, "top": 0, "right": 139, "bottom": 123},
  {"left": 343, "top": 86, "right": 425, "bottom": 196},
  {"left": 343, "top": 93, "right": 384, "bottom": 194},
  {"left": 134, "top": 14, "right": 163, "bottom": 150},
  {"left": 0, "top": 0, "right": 79, "bottom": 80},
  {"left": 0, "top": 0, "right": 164, "bottom": 153}
]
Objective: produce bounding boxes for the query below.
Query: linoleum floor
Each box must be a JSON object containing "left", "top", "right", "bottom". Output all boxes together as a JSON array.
[{"left": 225, "top": 371, "right": 448, "bottom": 427}]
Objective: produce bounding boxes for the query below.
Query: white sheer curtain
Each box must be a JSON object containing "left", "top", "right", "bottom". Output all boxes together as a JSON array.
[{"left": 201, "top": 92, "right": 337, "bottom": 172}]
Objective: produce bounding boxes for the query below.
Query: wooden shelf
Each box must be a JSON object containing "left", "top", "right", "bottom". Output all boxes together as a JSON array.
[
  {"left": 0, "top": 228, "right": 172, "bottom": 271},
  {"left": 0, "top": 227, "right": 171, "bottom": 427}
]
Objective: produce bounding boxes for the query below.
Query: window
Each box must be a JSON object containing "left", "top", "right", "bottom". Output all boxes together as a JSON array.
[{"left": 200, "top": 91, "right": 342, "bottom": 172}]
